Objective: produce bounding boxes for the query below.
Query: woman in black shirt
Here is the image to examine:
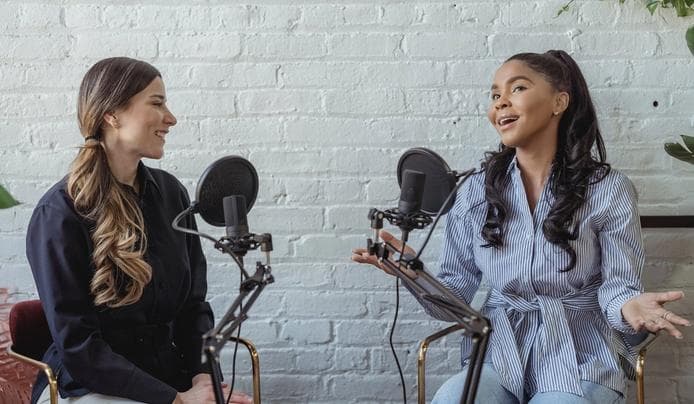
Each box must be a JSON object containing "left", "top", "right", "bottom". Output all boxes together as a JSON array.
[{"left": 26, "top": 57, "right": 251, "bottom": 404}]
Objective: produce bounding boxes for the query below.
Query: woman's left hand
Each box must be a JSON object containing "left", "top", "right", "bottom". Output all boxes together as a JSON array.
[{"left": 621, "top": 291, "right": 691, "bottom": 339}]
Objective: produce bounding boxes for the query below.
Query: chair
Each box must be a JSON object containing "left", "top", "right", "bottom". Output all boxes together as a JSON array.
[
  {"left": 7, "top": 299, "right": 57, "bottom": 404},
  {"left": 228, "top": 336, "right": 262, "bottom": 404},
  {"left": 7, "top": 300, "right": 263, "bottom": 404},
  {"left": 417, "top": 322, "right": 657, "bottom": 404}
]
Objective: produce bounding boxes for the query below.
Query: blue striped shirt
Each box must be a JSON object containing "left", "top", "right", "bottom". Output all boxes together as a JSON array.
[{"left": 419, "top": 157, "right": 644, "bottom": 400}]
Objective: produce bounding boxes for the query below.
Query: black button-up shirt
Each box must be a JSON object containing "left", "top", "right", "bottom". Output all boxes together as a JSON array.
[{"left": 26, "top": 163, "right": 213, "bottom": 404}]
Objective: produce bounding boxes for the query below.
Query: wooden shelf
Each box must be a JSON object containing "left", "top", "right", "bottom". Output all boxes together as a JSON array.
[{"left": 640, "top": 216, "right": 694, "bottom": 228}]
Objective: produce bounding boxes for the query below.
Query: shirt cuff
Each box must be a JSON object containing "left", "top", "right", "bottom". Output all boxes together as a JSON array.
[{"left": 607, "top": 290, "right": 641, "bottom": 334}]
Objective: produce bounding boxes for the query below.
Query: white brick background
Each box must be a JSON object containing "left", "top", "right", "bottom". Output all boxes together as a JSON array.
[{"left": 1, "top": 1, "right": 693, "bottom": 402}]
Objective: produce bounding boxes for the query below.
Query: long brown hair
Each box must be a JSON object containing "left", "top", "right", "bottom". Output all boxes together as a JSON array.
[{"left": 68, "top": 57, "right": 160, "bottom": 307}]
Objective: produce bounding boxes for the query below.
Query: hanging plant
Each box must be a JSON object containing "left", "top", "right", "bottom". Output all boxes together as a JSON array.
[
  {"left": 558, "top": 1, "right": 694, "bottom": 49},
  {"left": 646, "top": 0, "right": 694, "bottom": 17},
  {"left": 559, "top": 0, "right": 694, "bottom": 16}
]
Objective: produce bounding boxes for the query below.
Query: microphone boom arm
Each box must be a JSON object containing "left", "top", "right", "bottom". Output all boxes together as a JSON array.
[
  {"left": 172, "top": 205, "right": 275, "bottom": 404},
  {"left": 367, "top": 236, "right": 491, "bottom": 404},
  {"left": 365, "top": 166, "right": 489, "bottom": 404},
  {"left": 204, "top": 260, "right": 274, "bottom": 404}
]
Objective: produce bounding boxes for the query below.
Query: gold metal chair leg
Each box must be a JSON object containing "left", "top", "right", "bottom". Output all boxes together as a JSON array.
[
  {"left": 7, "top": 345, "right": 58, "bottom": 404},
  {"left": 417, "top": 324, "right": 465, "bottom": 404},
  {"left": 636, "top": 334, "right": 659, "bottom": 404},
  {"left": 229, "top": 337, "right": 261, "bottom": 404}
]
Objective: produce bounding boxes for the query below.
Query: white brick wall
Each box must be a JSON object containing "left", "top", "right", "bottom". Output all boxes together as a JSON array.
[{"left": 1, "top": 1, "right": 693, "bottom": 402}]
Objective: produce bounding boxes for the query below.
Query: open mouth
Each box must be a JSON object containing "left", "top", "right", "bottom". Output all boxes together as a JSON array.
[
  {"left": 497, "top": 115, "right": 519, "bottom": 128},
  {"left": 155, "top": 130, "right": 167, "bottom": 140}
]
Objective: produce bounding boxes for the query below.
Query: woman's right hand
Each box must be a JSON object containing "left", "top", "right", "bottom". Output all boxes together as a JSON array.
[
  {"left": 351, "top": 230, "right": 418, "bottom": 278},
  {"left": 173, "top": 379, "right": 252, "bottom": 404}
]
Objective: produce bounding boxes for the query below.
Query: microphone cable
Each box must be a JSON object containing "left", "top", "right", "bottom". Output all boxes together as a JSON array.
[
  {"left": 386, "top": 167, "right": 476, "bottom": 404},
  {"left": 226, "top": 268, "right": 244, "bottom": 404},
  {"left": 388, "top": 243, "right": 409, "bottom": 404},
  {"left": 412, "top": 169, "right": 475, "bottom": 262}
]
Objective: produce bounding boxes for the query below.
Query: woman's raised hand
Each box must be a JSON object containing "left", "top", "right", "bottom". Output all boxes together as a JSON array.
[
  {"left": 351, "top": 230, "right": 418, "bottom": 278},
  {"left": 621, "top": 291, "right": 691, "bottom": 339}
]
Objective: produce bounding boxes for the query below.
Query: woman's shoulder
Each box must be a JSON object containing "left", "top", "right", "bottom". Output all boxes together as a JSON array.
[
  {"left": 142, "top": 165, "right": 187, "bottom": 194},
  {"left": 589, "top": 166, "right": 637, "bottom": 199},
  {"left": 29, "top": 177, "right": 90, "bottom": 236},
  {"left": 34, "top": 176, "right": 76, "bottom": 214},
  {"left": 451, "top": 168, "right": 486, "bottom": 217}
]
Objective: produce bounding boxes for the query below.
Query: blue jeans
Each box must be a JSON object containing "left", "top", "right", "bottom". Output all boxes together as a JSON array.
[{"left": 432, "top": 364, "right": 625, "bottom": 404}]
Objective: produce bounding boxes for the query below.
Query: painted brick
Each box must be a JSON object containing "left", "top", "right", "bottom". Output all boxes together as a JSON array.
[{"left": 2, "top": 2, "right": 693, "bottom": 402}]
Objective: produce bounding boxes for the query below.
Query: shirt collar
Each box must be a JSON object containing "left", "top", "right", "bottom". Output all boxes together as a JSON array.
[
  {"left": 506, "top": 153, "right": 519, "bottom": 176},
  {"left": 137, "top": 161, "right": 161, "bottom": 197}
]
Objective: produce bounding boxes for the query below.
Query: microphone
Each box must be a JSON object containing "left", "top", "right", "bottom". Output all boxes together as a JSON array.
[
  {"left": 398, "top": 169, "right": 425, "bottom": 214},
  {"left": 223, "top": 195, "right": 249, "bottom": 238},
  {"left": 397, "top": 169, "right": 426, "bottom": 242}
]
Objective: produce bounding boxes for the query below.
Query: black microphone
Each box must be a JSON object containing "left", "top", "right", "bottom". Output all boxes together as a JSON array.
[
  {"left": 223, "top": 195, "right": 249, "bottom": 238},
  {"left": 398, "top": 169, "right": 426, "bottom": 242},
  {"left": 398, "top": 169, "right": 425, "bottom": 214}
]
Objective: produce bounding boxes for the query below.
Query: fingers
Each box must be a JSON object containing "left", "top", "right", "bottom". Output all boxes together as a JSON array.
[
  {"left": 641, "top": 309, "right": 690, "bottom": 339},
  {"left": 661, "top": 310, "right": 691, "bottom": 327},
  {"left": 378, "top": 230, "right": 399, "bottom": 248},
  {"left": 228, "top": 392, "right": 253, "bottom": 404},
  {"left": 351, "top": 248, "right": 395, "bottom": 275},
  {"left": 654, "top": 290, "right": 685, "bottom": 304},
  {"left": 380, "top": 230, "right": 417, "bottom": 256},
  {"left": 646, "top": 317, "right": 684, "bottom": 339}
]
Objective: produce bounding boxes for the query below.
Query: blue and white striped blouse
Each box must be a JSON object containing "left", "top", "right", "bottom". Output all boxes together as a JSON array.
[{"left": 424, "top": 157, "right": 644, "bottom": 400}]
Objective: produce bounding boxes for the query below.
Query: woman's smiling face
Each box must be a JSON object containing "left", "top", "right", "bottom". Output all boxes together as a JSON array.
[{"left": 487, "top": 60, "right": 568, "bottom": 151}]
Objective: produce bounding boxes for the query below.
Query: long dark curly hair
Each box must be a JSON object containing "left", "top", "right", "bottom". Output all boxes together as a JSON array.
[{"left": 481, "top": 50, "right": 610, "bottom": 271}]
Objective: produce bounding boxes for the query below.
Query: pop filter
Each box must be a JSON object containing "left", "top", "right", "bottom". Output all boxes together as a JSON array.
[
  {"left": 195, "top": 155, "right": 259, "bottom": 227},
  {"left": 397, "top": 148, "right": 457, "bottom": 215}
]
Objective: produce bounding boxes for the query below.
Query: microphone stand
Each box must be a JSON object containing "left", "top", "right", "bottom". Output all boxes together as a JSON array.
[
  {"left": 365, "top": 169, "right": 491, "bottom": 404},
  {"left": 173, "top": 208, "right": 274, "bottom": 404}
]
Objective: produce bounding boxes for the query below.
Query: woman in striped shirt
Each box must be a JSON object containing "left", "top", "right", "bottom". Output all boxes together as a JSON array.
[{"left": 352, "top": 50, "right": 690, "bottom": 403}]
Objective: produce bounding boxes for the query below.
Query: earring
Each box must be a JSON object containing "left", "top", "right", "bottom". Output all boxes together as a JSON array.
[{"left": 552, "top": 111, "right": 559, "bottom": 116}]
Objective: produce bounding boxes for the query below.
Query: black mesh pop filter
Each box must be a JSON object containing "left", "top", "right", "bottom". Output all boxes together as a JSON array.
[
  {"left": 397, "top": 148, "right": 457, "bottom": 215},
  {"left": 195, "top": 156, "right": 259, "bottom": 227}
]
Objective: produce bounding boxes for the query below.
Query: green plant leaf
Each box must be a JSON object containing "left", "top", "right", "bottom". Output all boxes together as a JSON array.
[
  {"left": 674, "top": 0, "right": 689, "bottom": 16},
  {"left": 665, "top": 142, "right": 694, "bottom": 164},
  {"left": 687, "top": 25, "right": 694, "bottom": 56},
  {"left": 646, "top": 0, "right": 661, "bottom": 14},
  {"left": 556, "top": 0, "right": 574, "bottom": 17},
  {"left": 0, "top": 184, "right": 19, "bottom": 209},
  {"left": 681, "top": 134, "right": 694, "bottom": 151}
]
